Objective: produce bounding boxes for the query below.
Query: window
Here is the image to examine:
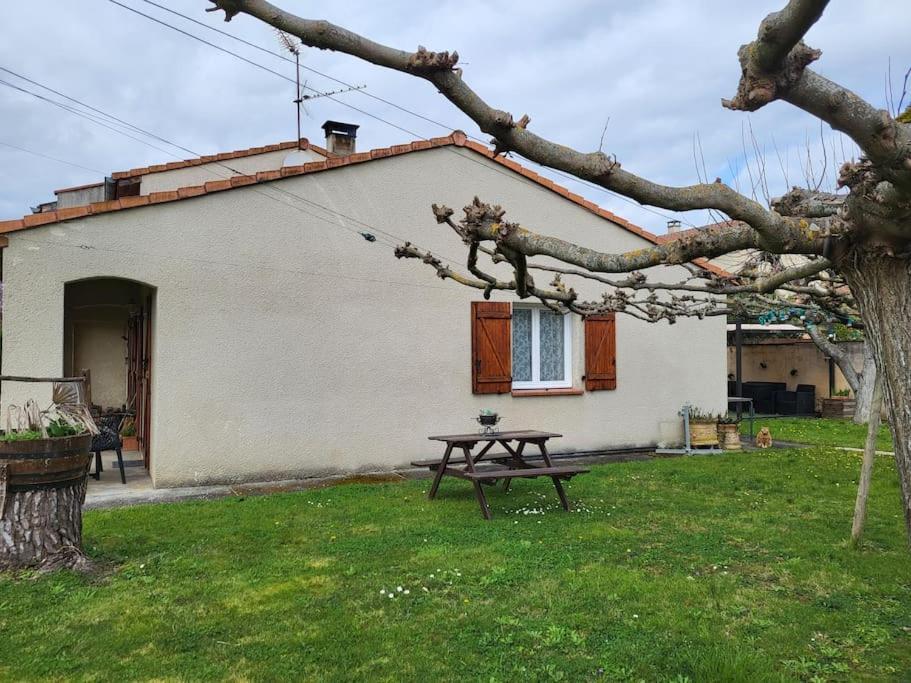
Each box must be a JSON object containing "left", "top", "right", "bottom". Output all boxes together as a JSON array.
[{"left": 511, "top": 306, "right": 572, "bottom": 389}]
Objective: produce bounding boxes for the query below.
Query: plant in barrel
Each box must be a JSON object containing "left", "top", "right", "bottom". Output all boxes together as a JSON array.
[{"left": 0, "top": 376, "right": 98, "bottom": 573}]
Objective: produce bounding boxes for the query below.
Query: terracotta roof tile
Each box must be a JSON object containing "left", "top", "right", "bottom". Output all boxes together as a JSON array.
[
  {"left": 54, "top": 206, "right": 91, "bottom": 221},
  {"left": 255, "top": 170, "right": 282, "bottom": 182},
  {"left": 109, "top": 138, "right": 328, "bottom": 180},
  {"left": 146, "top": 190, "right": 180, "bottom": 203},
  {"left": 177, "top": 186, "right": 207, "bottom": 199},
  {"left": 229, "top": 175, "right": 257, "bottom": 188},
  {"left": 0, "top": 132, "right": 727, "bottom": 276},
  {"left": 90, "top": 200, "right": 122, "bottom": 215},
  {"left": 19, "top": 214, "right": 51, "bottom": 229},
  {"left": 119, "top": 195, "right": 151, "bottom": 209},
  {"left": 203, "top": 179, "right": 232, "bottom": 193}
]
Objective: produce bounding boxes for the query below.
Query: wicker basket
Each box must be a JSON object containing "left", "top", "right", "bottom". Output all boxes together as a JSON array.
[{"left": 689, "top": 421, "right": 719, "bottom": 446}]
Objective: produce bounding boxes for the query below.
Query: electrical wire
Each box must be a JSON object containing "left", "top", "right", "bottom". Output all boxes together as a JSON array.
[
  {"left": 0, "top": 141, "right": 105, "bottom": 174},
  {"left": 0, "top": 71, "right": 473, "bottom": 269},
  {"left": 111, "top": 0, "right": 702, "bottom": 230},
  {"left": 14, "top": 235, "right": 459, "bottom": 293}
]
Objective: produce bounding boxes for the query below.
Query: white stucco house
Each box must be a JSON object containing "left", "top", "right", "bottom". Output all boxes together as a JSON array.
[{"left": 0, "top": 123, "right": 727, "bottom": 487}]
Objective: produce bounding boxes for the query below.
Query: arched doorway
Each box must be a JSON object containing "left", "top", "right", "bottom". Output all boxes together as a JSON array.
[{"left": 63, "top": 278, "right": 155, "bottom": 469}]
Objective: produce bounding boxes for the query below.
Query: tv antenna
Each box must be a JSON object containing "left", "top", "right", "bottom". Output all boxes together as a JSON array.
[{"left": 276, "top": 30, "right": 366, "bottom": 150}]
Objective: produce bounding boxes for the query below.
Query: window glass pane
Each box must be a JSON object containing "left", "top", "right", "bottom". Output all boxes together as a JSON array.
[
  {"left": 512, "top": 308, "right": 532, "bottom": 382},
  {"left": 539, "top": 311, "right": 565, "bottom": 381}
]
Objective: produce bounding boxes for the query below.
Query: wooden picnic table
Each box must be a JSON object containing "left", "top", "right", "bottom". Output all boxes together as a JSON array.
[{"left": 412, "top": 430, "right": 589, "bottom": 520}]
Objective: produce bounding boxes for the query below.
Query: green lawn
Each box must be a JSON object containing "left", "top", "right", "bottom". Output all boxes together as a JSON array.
[
  {"left": 741, "top": 417, "right": 895, "bottom": 452},
  {"left": 2, "top": 449, "right": 910, "bottom": 681}
]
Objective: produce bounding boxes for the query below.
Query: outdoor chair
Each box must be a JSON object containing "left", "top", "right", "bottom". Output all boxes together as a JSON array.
[{"left": 90, "top": 411, "right": 132, "bottom": 484}]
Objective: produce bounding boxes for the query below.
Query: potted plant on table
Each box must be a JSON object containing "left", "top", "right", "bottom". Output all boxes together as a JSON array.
[
  {"left": 687, "top": 408, "right": 719, "bottom": 447},
  {"left": 716, "top": 414, "right": 742, "bottom": 450},
  {"left": 120, "top": 418, "right": 138, "bottom": 451}
]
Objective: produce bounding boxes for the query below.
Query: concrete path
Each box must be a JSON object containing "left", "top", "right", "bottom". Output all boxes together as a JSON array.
[
  {"left": 84, "top": 449, "right": 653, "bottom": 510},
  {"left": 89, "top": 440, "right": 887, "bottom": 511}
]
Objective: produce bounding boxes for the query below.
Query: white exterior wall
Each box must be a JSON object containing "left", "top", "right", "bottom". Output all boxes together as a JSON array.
[
  {"left": 2, "top": 147, "right": 726, "bottom": 487},
  {"left": 138, "top": 148, "right": 325, "bottom": 195}
]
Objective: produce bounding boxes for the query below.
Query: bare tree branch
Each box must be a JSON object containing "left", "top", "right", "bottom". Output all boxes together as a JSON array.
[{"left": 204, "top": 0, "right": 796, "bottom": 245}]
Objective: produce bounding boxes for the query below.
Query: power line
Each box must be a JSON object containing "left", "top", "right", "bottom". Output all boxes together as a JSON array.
[
  {"left": 107, "top": 0, "right": 433, "bottom": 143},
  {"left": 0, "top": 69, "right": 472, "bottom": 269},
  {"left": 0, "top": 65, "right": 219, "bottom": 156},
  {"left": 0, "top": 77, "right": 178, "bottom": 159},
  {"left": 0, "top": 141, "right": 104, "bottom": 174},
  {"left": 137, "top": 0, "right": 458, "bottom": 135},
  {"left": 113, "top": 0, "right": 702, "bottom": 230},
  {"left": 14, "top": 235, "right": 459, "bottom": 293}
]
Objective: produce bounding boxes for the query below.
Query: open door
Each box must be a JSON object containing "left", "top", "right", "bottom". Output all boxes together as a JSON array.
[{"left": 127, "top": 298, "right": 152, "bottom": 468}]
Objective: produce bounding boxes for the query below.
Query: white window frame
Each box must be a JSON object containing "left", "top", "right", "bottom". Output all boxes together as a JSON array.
[{"left": 511, "top": 305, "right": 573, "bottom": 390}]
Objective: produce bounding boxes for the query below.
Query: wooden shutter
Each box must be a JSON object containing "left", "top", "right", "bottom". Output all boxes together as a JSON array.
[
  {"left": 471, "top": 302, "right": 512, "bottom": 394},
  {"left": 584, "top": 313, "right": 616, "bottom": 391}
]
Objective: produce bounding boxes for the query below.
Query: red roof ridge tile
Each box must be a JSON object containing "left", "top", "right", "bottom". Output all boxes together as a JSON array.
[
  {"left": 109, "top": 138, "right": 330, "bottom": 180},
  {"left": 1, "top": 131, "right": 730, "bottom": 277}
]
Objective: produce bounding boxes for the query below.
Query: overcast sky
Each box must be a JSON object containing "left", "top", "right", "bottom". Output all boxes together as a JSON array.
[{"left": 0, "top": 1, "right": 908, "bottom": 233}]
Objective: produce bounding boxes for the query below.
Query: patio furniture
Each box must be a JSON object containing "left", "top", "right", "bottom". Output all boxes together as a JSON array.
[
  {"left": 774, "top": 390, "right": 798, "bottom": 415},
  {"left": 89, "top": 411, "right": 132, "bottom": 484},
  {"left": 743, "top": 382, "right": 777, "bottom": 414},
  {"left": 412, "top": 430, "right": 589, "bottom": 520},
  {"left": 796, "top": 384, "right": 816, "bottom": 415}
]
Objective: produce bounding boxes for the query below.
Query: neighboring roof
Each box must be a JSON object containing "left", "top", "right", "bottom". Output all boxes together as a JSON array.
[
  {"left": 0, "top": 132, "right": 726, "bottom": 276},
  {"left": 109, "top": 138, "right": 330, "bottom": 180},
  {"left": 54, "top": 181, "right": 104, "bottom": 195},
  {"left": 656, "top": 219, "right": 746, "bottom": 244},
  {"left": 725, "top": 323, "right": 803, "bottom": 333}
]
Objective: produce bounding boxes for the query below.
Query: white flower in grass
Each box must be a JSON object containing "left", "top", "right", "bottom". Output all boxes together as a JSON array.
[
  {"left": 633, "top": 614, "right": 639, "bottom": 619},
  {"left": 388, "top": 593, "right": 395, "bottom": 599},
  {"left": 380, "top": 589, "right": 386, "bottom": 594},
  {"left": 404, "top": 589, "right": 410, "bottom": 595},
  {"left": 397, "top": 586, "right": 403, "bottom": 592}
]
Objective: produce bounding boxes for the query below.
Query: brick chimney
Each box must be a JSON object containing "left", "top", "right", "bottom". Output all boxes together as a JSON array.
[
  {"left": 322, "top": 120, "right": 359, "bottom": 156},
  {"left": 666, "top": 219, "right": 682, "bottom": 234}
]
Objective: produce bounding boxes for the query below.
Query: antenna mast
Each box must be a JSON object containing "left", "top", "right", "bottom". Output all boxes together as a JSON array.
[{"left": 276, "top": 30, "right": 367, "bottom": 150}]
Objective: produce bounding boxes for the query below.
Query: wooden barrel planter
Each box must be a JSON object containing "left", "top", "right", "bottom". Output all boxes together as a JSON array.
[
  {"left": 689, "top": 421, "right": 719, "bottom": 447},
  {"left": 717, "top": 423, "right": 742, "bottom": 450},
  {"left": 0, "top": 433, "right": 93, "bottom": 572}
]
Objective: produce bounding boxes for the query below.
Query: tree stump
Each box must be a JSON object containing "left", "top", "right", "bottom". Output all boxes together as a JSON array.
[{"left": 0, "top": 434, "right": 94, "bottom": 573}]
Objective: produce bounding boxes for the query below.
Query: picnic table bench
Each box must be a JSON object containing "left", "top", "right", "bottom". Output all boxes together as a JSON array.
[{"left": 412, "top": 430, "right": 589, "bottom": 519}]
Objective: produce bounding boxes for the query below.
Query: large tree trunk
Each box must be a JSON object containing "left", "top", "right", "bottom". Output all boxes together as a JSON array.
[
  {"left": 843, "top": 251, "right": 911, "bottom": 543},
  {"left": 0, "top": 475, "right": 93, "bottom": 572}
]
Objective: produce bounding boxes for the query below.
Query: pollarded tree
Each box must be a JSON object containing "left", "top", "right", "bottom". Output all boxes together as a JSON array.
[{"left": 205, "top": 0, "right": 911, "bottom": 542}]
